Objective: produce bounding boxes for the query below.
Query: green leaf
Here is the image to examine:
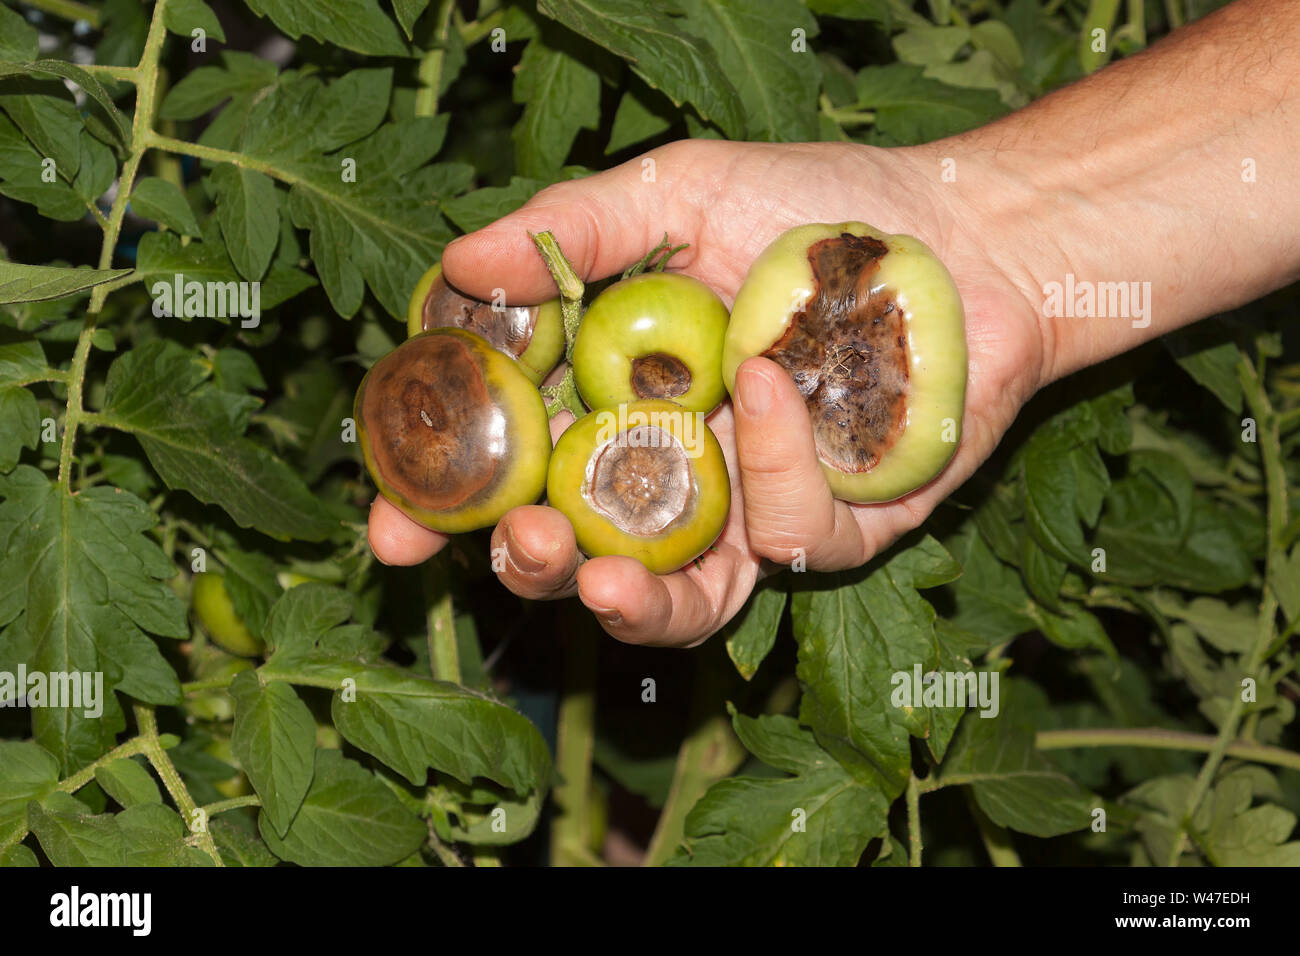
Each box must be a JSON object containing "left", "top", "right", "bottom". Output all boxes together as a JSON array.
[
  {"left": 893, "top": 25, "right": 971, "bottom": 65},
  {"left": 441, "top": 176, "right": 548, "bottom": 234},
  {"left": 792, "top": 536, "right": 961, "bottom": 797},
  {"left": 135, "top": 230, "right": 315, "bottom": 311},
  {"left": 0, "top": 114, "right": 87, "bottom": 221},
  {"left": 164, "top": 0, "right": 227, "bottom": 43},
  {"left": 100, "top": 341, "right": 338, "bottom": 541},
  {"left": 938, "top": 681, "right": 1093, "bottom": 837},
  {"left": 855, "top": 63, "right": 1007, "bottom": 144},
  {"left": 676, "top": 0, "right": 821, "bottom": 141},
  {"left": 538, "top": 0, "right": 745, "bottom": 139},
  {"left": 392, "top": 0, "right": 432, "bottom": 39},
  {"left": 0, "top": 335, "right": 47, "bottom": 387},
  {"left": 27, "top": 793, "right": 124, "bottom": 866},
  {"left": 211, "top": 818, "right": 279, "bottom": 866},
  {"left": 130, "top": 177, "right": 202, "bottom": 237},
  {"left": 159, "top": 51, "right": 279, "bottom": 121},
  {"left": 0, "top": 385, "right": 38, "bottom": 471},
  {"left": 0, "top": 845, "right": 37, "bottom": 866},
  {"left": 242, "top": 0, "right": 410, "bottom": 56},
  {"left": 673, "top": 711, "right": 889, "bottom": 866},
  {"left": 0, "top": 61, "right": 130, "bottom": 145},
  {"left": 946, "top": 528, "right": 1037, "bottom": 643},
  {"left": 230, "top": 671, "right": 316, "bottom": 838},
  {"left": 0, "top": 261, "right": 131, "bottom": 304},
  {"left": 209, "top": 165, "right": 280, "bottom": 280},
  {"left": 0, "top": 84, "right": 82, "bottom": 180},
  {"left": 0, "top": 8, "right": 38, "bottom": 62},
  {"left": 0, "top": 466, "right": 186, "bottom": 771},
  {"left": 607, "top": 86, "right": 674, "bottom": 154},
  {"left": 259, "top": 749, "right": 425, "bottom": 866},
  {"left": 0, "top": 741, "right": 59, "bottom": 846},
  {"left": 513, "top": 35, "right": 601, "bottom": 177},
  {"left": 95, "top": 758, "right": 162, "bottom": 808},
  {"left": 73, "top": 131, "right": 116, "bottom": 204},
  {"left": 1163, "top": 321, "right": 1243, "bottom": 413},
  {"left": 723, "top": 579, "right": 787, "bottom": 680}
]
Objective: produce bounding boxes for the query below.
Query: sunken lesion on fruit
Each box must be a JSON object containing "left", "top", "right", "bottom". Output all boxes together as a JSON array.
[
  {"left": 360, "top": 334, "right": 506, "bottom": 511},
  {"left": 762, "top": 233, "right": 909, "bottom": 474},
  {"left": 421, "top": 272, "right": 537, "bottom": 358},
  {"left": 584, "top": 425, "right": 692, "bottom": 536},
  {"left": 630, "top": 352, "right": 692, "bottom": 400}
]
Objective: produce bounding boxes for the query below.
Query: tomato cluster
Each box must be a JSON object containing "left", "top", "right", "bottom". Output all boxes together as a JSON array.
[{"left": 355, "top": 223, "right": 967, "bottom": 575}]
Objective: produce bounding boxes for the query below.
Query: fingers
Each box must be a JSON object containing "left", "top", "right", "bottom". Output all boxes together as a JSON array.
[
  {"left": 440, "top": 143, "right": 704, "bottom": 302},
  {"left": 732, "top": 356, "right": 867, "bottom": 572},
  {"left": 489, "top": 506, "right": 582, "bottom": 600},
  {"left": 367, "top": 495, "right": 449, "bottom": 565},
  {"left": 575, "top": 556, "right": 726, "bottom": 649}
]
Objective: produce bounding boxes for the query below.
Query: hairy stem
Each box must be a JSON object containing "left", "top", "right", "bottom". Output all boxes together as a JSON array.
[
  {"left": 422, "top": 553, "right": 460, "bottom": 684},
  {"left": 550, "top": 610, "right": 599, "bottom": 866},
  {"left": 906, "top": 773, "right": 923, "bottom": 866},
  {"left": 135, "top": 704, "right": 223, "bottom": 865}
]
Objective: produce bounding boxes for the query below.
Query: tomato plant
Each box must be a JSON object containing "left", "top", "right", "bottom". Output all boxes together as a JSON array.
[{"left": 0, "top": 0, "right": 1295, "bottom": 881}]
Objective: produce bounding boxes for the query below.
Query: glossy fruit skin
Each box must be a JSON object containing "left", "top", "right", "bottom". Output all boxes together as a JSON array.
[
  {"left": 355, "top": 328, "right": 551, "bottom": 534},
  {"left": 723, "top": 222, "right": 967, "bottom": 503},
  {"left": 572, "top": 273, "right": 730, "bottom": 414},
  {"left": 547, "top": 399, "right": 730, "bottom": 575},
  {"left": 407, "top": 262, "right": 564, "bottom": 385},
  {"left": 192, "top": 573, "right": 264, "bottom": 657}
]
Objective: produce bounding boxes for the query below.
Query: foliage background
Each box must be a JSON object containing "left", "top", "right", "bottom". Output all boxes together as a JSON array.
[{"left": 2, "top": 0, "right": 1297, "bottom": 868}]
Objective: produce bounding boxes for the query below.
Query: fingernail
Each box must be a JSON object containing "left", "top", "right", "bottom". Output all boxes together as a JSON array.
[
  {"left": 736, "top": 366, "right": 772, "bottom": 418},
  {"left": 505, "top": 526, "right": 544, "bottom": 573},
  {"left": 581, "top": 598, "right": 622, "bottom": 626}
]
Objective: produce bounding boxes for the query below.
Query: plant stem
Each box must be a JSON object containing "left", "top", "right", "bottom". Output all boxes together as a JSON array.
[
  {"left": 56, "top": 736, "right": 152, "bottom": 792},
  {"left": 529, "top": 231, "right": 584, "bottom": 360},
  {"left": 134, "top": 704, "right": 223, "bottom": 865},
  {"left": 422, "top": 553, "right": 460, "bottom": 683},
  {"left": 550, "top": 609, "right": 598, "bottom": 866},
  {"left": 202, "top": 794, "right": 261, "bottom": 816},
  {"left": 643, "top": 646, "right": 747, "bottom": 866},
  {"left": 906, "top": 773, "right": 923, "bottom": 866},
  {"left": 962, "top": 788, "right": 1021, "bottom": 866},
  {"left": 20, "top": 0, "right": 100, "bottom": 27},
  {"left": 1161, "top": 354, "right": 1288, "bottom": 866},
  {"left": 1036, "top": 727, "right": 1300, "bottom": 772},
  {"left": 414, "top": 0, "right": 456, "bottom": 117}
]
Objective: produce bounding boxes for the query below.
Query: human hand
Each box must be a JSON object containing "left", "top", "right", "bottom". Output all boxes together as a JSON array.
[{"left": 368, "top": 138, "right": 1048, "bottom": 646}]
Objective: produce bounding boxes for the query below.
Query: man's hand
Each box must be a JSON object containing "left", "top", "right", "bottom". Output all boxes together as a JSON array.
[{"left": 368, "top": 139, "right": 1048, "bottom": 645}]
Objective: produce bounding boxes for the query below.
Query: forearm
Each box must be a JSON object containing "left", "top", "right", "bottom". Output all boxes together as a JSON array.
[{"left": 936, "top": 0, "right": 1300, "bottom": 385}]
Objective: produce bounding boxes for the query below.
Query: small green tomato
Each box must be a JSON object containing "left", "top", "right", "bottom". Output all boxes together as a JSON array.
[
  {"left": 407, "top": 263, "right": 564, "bottom": 386},
  {"left": 547, "top": 399, "right": 730, "bottom": 575},
  {"left": 572, "top": 273, "right": 730, "bottom": 414},
  {"left": 355, "top": 328, "right": 551, "bottom": 534},
  {"left": 192, "top": 572, "right": 264, "bottom": 658},
  {"left": 723, "top": 222, "right": 967, "bottom": 503}
]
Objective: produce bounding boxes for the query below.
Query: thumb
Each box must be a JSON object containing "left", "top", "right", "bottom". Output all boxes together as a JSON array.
[
  {"left": 441, "top": 145, "right": 700, "bottom": 304},
  {"left": 732, "top": 357, "right": 867, "bottom": 571}
]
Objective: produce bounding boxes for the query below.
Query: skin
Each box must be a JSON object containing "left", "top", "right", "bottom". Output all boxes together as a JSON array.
[{"left": 370, "top": 0, "right": 1300, "bottom": 647}]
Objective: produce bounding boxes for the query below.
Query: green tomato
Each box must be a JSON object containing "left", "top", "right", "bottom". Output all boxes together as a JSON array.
[
  {"left": 203, "top": 735, "right": 251, "bottom": 800},
  {"left": 355, "top": 328, "right": 551, "bottom": 534},
  {"left": 185, "top": 643, "right": 254, "bottom": 722},
  {"left": 572, "top": 273, "right": 730, "bottom": 414},
  {"left": 723, "top": 222, "right": 967, "bottom": 503},
  {"left": 547, "top": 399, "right": 730, "bottom": 575},
  {"left": 192, "top": 572, "right": 264, "bottom": 658},
  {"left": 407, "top": 262, "right": 564, "bottom": 386}
]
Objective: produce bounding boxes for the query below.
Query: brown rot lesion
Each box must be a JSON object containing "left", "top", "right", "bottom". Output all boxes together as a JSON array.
[
  {"left": 630, "top": 352, "right": 692, "bottom": 400},
  {"left": 762, "top": 233, "right": 909, "bottom": 474},
  {"left": 420, "top": 271, "right": 538, "bottom": 358},
  {"left": 584, "top": 426, "right": 692, "bottom": 536},
  {"left": 360, "top": 334, "right": 503, "bottom": 511}
]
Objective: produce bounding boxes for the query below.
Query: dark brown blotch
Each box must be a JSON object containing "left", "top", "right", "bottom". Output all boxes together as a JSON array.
[
  {"left": 630, "top": 353, "right": 692, "bottom": 399},
  {"left": 422, "top": 273, "right": 537, "bottom": 357},
  {"left": 361, "top": 334, "right": 504, "bottom": 511},
  {"left": 762, "top": 233, "right": 908, "bottom": 474}
]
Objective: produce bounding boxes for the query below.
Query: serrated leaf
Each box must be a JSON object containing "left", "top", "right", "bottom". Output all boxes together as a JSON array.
[
  {"left": 242, "top": 0, "right": 410, "bottom": 56},
  {"left": 159, "top": 51, "right": 279, "bottom": 121},
  {"left": 135, "top": 230, "right": 315, "bottom": 311},
  {"left": 538, "top": 0, "right": 744, "bottom": 139},
  {"left": 0, "top": 113, "right": 88, "bottom": 220},
  {"left": 211, "top": 818, "right": 279, "bottom": 866},
  {"left": 606, "top": 86, "right": 673, "bottom": 154},
  {"left": 441, "top": 176, "right": 548, "bottom": 234},
  {"left": 0, "top": 386, "right": 38, "bottom": 471},
  {"left": 513, "top": 36, "right": 601, "bottom": 177},
  {"left": 209, "top": 165, "right": 280, "bottom": 280},
  {"left": 94, "top": 758, "right": 162, "bottom": 808},
  {"left": 130, "top": 177, "right": 202, "bottom": 237},
  {"left": 0, "top": 84, "right": 82, "bottom": 180},
  {"left": 0, "top": 466, "right": 186, "bottom": 771},
  {"left": 259, "top": 749, "right": 425, "bottom": 866},
  {"left": 1163, "top": 320, "right": 1243, "bottom": 413},
  {"left": 0, "top": 60, "right": 130, "bottom": 145},
  {"left": 0, "top": 741, "right": 59, "bottom": 845},
  {"left": 673, "top": 712, "right": 888, "bottom": 866},
  {"left": 230, "top": 671, "right": 316, "bottom": 838},
  {"left": 723, "top": 579, "right": 787, "bottom": 680},
  {"left": 99, "top": 341, "right": 337, "bottom": 541},
  {"left": 855, "top": 63, "right": 1006, "bottom": 144},
  {"left": 164, "top": 0, "right": 227, "bottom": 43},
  {"left": 0, "top": 261, "right": 131, "bottom": 304}
]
